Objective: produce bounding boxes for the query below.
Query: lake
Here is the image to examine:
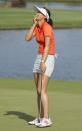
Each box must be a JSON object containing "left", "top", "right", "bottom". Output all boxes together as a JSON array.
[
  {"left": 26, "top": 2, "right": 82, "bottom": 10},
  {"left": 0, "top": 29, "right": 82, "bottom": 81},
  {"left": 1, "top": 1, "right": 82, "bottom": 10}
]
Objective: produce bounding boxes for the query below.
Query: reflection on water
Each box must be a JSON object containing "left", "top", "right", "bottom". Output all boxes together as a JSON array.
[
  {"left": 0, "top": 1, "right": 82, "bottom": 10},
  {"left": 26, "top": 2, "right": 82, "bottom": 10},
  {"left": 0, "top": 29, "right": 82, "bottom": 81}
]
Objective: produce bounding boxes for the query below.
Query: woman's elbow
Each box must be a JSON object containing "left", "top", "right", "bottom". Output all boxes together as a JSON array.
[{"left": 25, "top": 35, "right": 32, "bottom": 41}]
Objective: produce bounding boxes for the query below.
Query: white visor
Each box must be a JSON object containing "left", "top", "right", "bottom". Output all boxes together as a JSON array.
[{"left": 34, "top": 5, "right": 49, "bottom": 22}]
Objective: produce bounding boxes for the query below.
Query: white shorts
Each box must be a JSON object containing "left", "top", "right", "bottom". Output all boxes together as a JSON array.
[{"left": 33, "top": 55, "right": 55, "bottom": 77}]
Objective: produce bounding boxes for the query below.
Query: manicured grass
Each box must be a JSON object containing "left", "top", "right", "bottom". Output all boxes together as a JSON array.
[
  {"left": 53, "top": 9, "right": 82, "bottom": 28},
  {"left": 0, "top": 7, "right": 82, "bottom": 29},
  {"left": 0, "top": 7, "right": 34, "bottom": 29},
  {"left": 0, "top": 78, "right": 82, "bottom": 94},
  {"left": 0, "top": 78, "right": 82, "bottom": 131}
]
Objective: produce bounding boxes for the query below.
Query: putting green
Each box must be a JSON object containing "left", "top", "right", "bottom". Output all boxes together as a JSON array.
[{"left": 0, "top": 78, "right": 82, "bottom": 131}]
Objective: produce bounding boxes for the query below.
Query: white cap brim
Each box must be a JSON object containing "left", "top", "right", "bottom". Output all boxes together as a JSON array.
[{"left": 34, "top": 5, "right": 49, "bottom": 22}]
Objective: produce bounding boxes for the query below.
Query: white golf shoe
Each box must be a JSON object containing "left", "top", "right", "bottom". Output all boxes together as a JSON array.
[
  {"left": 36, "top": 118, "right": 52, "bottom": 128},
  {"left": 28, "top": 118, "right": 41, "bottom": 125}
]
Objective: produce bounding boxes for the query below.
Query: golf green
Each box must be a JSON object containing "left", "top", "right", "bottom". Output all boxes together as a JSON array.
[{"left": 0, "top": 78, "right": 82, "bottom": 131}]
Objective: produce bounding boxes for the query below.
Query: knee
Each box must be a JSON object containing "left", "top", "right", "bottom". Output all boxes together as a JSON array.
[
  {"left": 34, "top": 73, "right": 39, "bottom": 86},
  {"left": 41, "top": 88, "right": 47, "bottom": 96},
  {"left": 37, "top": 87, "right": 41, "bottom": 95}
]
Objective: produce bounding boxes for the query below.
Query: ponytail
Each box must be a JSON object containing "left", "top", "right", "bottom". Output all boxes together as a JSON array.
[
  {"left": 43, "top": 7, "right": 53, "bottom": 28},
  {"left": 47, "top": 18, "right": 53, "bottom": 27}
]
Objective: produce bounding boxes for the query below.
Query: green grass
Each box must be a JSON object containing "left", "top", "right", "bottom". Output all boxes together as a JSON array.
[
  {"left": 26, "top": 0, "right": 82, "bottom": 4},
  {"left": 0, "top": 78, "right": 82, "bottom": 131},
  {"left": 5, "top": 0, "right": 82, "bottom": 3},
  {"left": 0, "top": 7, "right": 82, "bottom": 29}
]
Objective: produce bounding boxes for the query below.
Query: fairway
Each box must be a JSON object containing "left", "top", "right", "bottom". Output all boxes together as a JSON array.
[{"left": 0, "top": 78, "right": 82, "bottom": 131}]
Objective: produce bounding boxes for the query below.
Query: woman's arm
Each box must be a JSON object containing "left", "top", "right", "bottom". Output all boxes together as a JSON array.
[
  {"left": 25, "top": 23, "right": 36, "bottom": 41},
  {"left": 41, "top": 36, "right": 50, "bottom": 73},
  {"left": 25, "top": 16, "right": 38, "bottom": 41},
  {"left": 42, "top": 36, "right": 50, "bottom": 62}
]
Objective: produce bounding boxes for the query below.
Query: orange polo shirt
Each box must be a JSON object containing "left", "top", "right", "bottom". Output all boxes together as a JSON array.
[{"left": 34, "top": 21, "right": 55, "bottom": 55}]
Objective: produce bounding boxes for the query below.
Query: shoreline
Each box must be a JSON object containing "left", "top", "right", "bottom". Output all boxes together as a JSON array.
[
  {"left": 0, "top": 77, "right": 82, "bottom": 82},
  {"left": 0, "top": 26, "right": 82, "bottom": 30},
  {"left": 0, "top": 78, "right": 82, "bottom": 94}
]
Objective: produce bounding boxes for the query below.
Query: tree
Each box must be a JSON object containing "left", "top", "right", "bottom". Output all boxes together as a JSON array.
[{"left": 11, "top": 0, "right": 26, "bottom": 7}]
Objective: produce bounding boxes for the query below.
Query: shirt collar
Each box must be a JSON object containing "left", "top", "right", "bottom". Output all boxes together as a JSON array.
[{"left": 40, "top": 21, "right": 46, "bottom": 29}]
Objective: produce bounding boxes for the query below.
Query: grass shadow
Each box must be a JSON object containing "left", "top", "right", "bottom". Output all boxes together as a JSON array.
[{"left": 4, "top": 111, "right": 35, "bottom": 123}]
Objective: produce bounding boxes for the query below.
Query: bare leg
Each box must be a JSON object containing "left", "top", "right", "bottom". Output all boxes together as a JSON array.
[
  {"left": 34, "top": 73, "right": 44, "bottom": 118},
  {"left": 41, "top": 74, "right": 49, "bottom": 119}
]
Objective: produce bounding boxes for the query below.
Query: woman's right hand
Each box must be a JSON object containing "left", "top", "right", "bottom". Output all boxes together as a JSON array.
[
  {"left": 25, "top": 17, "right": 37, "bottom": 41},
  {"left": 33, "top": 17, "right": 38, "bottom": 25}
]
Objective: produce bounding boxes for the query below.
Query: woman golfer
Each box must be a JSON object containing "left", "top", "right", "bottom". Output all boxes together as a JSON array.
[{"left": 25, "top": 6, "right": 55, "bottom": 128}]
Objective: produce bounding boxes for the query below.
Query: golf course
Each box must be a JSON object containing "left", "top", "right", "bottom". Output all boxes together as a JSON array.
[
  {"left": 0, "top": 78, "right": 82, "bottom": 131},
  {"left": 0, "top": 7, "right": 82, "bottom": 29},
  {"left": 0, "top": 1, "right": 82, "bottom": 130}
]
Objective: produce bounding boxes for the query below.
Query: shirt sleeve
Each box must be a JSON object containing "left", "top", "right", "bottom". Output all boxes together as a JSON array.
[{"left": 43, "top": 24, "right": 52, "bottom": 37}]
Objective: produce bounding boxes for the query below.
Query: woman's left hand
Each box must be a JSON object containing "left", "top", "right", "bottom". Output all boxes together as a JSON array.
[{"left": 41, "top": 62, "right": 46, "bottom": 73}]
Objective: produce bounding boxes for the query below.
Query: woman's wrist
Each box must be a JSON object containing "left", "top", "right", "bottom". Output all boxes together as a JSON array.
[
  {"left": 29, "top": 23, "right": 36, "bottom": 34},
  {"left": 32, "top": 23, "right": 36, "bottom": 29},
  {"left": 41, "top": 60, "right": 45, "bottom": 63},
  {"left": 33, "top": 23, "right": 37, "bottom": 26}
]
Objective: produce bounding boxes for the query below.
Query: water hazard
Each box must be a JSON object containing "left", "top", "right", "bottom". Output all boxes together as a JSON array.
[{"left": 0, "top": 29, "right": 82, "bottom": 81}]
